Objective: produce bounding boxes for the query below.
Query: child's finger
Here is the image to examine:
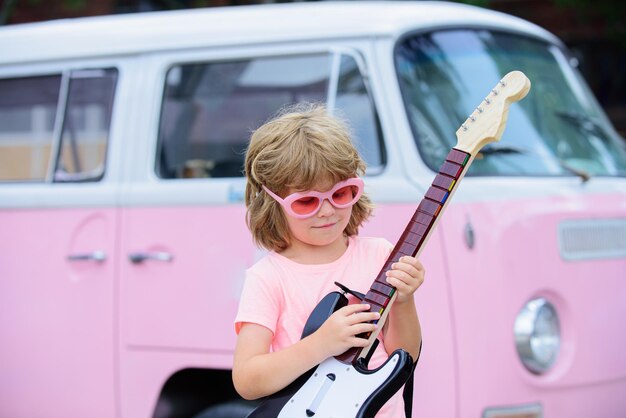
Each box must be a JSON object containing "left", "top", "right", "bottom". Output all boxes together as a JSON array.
[
  {"left": 401, "top": 255, "right": 423, "bottom": 266},
  {"left": 338, "top": 303, "right": 372, "bottom": 316},
  {"left": 400, "top": 256, "right": 424, "bottom": 270},
  {"left": 351, "top": 322, "right": 377, "bottom": 336},
  {"left": 386, "top": 269, "right": 418, "bottom": 287},
  {"left": 350, "top": 336, "right": 373, "bottom": 348},
  {"left": 385, "top": 276, "right": 410, "bottom": 293},
  {"left": 346, "top": 310, "right": 380, "bottom": 325},
  {"left": 390, "top": 260, "right": 421, "bottom": 277}
]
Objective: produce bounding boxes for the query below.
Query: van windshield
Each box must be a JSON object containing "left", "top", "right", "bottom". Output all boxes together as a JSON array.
[{"left": 395, "top": 29, "right": 626, "bottom": 177}]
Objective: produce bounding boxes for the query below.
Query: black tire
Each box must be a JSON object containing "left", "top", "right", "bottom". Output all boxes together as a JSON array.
[{"left": 192, "top": 400, "right": 258, "bottom": 418}]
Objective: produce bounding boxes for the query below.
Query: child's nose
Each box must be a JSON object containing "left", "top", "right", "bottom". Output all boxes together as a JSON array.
[{"left": 317, "top": 198, "right": 335, "bottom": 216}]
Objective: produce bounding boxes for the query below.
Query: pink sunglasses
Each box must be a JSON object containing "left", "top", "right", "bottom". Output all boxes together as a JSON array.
[{"left": 262, "top": 177, "right": 364, "bottom": 219}]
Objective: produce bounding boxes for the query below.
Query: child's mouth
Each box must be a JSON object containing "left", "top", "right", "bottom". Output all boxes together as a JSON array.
[{"left": 314, "top": 222, "right": 336, "bottom": 229}]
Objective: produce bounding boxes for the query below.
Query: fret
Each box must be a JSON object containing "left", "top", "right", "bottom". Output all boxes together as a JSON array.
[
  {"left": 446, "top": 148, "right": 471, "bottom": 165},
  {"left": 396, "top": 241, "right": 417, "bottom": 257},
  {"left": 397, "top": 229, "right": 422, "bottom": 247},
  {"left": 425, "top": 186, "right": 449, "bottom": 204},
  {"left": 382, "top": 261, "right": 394, "bottom": 273},
  {"left": 368, "top": 301, "right": 385, "bottom": 315},
  {"left": 375, "top": 264, "right": 393, "bottom": 284},
  {"left": 417, "top": 199, "right": 441, "bottom": 216},
  {"left": 440, "top": 161, "right": 464, "bottom": 178},
  {"left": 364, "top": 291, "right": 390, "bottom": 308},
  {"left": 408, "top": 221, "right": 428, "bottom": 237},
  {"left": 371, "top": 281, "right": 395, "bottom": 296},
  {"left": 387, "top": 252, "right": 402, "bottom": 264},
  {"left": 432, "top": 174, "right": 455, "bottom": 191},
  {"left": 412, "top": 211, "right": 434, "bottom": 226}
]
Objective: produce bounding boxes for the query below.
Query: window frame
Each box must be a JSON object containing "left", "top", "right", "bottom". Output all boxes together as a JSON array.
[
  {"left": 53, "top": 68, "right": 118, "bottom": 184},
  {"left": 0, "top": 67, "right": 119, "bottom": 184},
  {"left": 153, "top": 48, "right": 387, "bottom": 181}
]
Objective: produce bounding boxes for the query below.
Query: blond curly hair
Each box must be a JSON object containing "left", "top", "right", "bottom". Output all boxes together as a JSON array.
[{"left": 244, "top": 104, "right": 374, "bottom": 252}]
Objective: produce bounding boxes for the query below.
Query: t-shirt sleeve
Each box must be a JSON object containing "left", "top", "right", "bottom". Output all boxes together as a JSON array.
[
  {"left": 234, "top": 266, "right": 282, "bottom": 335},
  {"left": 368, "top": 236, "right": 394, "bottom": 263},
  {"left": 379, "top": 237, "right": 394, "bottom": 258}
]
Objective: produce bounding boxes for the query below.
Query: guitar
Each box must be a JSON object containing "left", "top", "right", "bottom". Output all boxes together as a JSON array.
[{"left": 247, "top": 70, "right": 531, "bottom": 418}]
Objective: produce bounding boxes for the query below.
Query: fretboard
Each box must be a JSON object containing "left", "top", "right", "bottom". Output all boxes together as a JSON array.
[{"left": 336, "top": 147, "right": 471, "bottom": 364}]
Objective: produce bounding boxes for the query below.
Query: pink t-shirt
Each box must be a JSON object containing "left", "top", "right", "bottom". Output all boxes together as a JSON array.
[{"left": 235, "top": 235, "right": 405, "bottom": 418}]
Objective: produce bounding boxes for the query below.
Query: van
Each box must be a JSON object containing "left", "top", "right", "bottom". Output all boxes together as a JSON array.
[{"left": 1, "top": 2, "right": 625, "bottom": 417}]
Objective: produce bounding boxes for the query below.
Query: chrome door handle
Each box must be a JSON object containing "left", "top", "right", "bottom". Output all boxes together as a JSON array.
[
  {"left": 128, "top": 251, "right": 173, "bottom": 264},
  {"left": 67, "top": 250, "right": 107, "bottom": 262}
]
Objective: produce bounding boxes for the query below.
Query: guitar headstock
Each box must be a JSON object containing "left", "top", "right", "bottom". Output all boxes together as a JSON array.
[{"left": 455, "top": 71, "right": 531, "bottom": 156}]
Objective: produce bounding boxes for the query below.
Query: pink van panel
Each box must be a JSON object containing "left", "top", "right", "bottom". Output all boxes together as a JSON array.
[
  {"left": 118, "top": 206, "right": 253, "bottom": 353},
  {"left": 440, "top": 193, "right": 626, "bottom": 417},
  {"left": 0, "top": 208, "right": 118, "bottom": 418}
]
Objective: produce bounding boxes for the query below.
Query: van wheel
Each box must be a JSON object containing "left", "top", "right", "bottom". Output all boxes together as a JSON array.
[{"left": 192, "top": 400, "right": 257, "bottom": 418}]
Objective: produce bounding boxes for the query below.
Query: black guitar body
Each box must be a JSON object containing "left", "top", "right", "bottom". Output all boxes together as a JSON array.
[
  {"left": 301, "top": 291, "right": 348, "bottom": 339},
  {"left": 246, "top": 349, "right": 413, "bottom": 418},
  {"left": 246, "top": 291, "right": 412, "bottom": 418}
]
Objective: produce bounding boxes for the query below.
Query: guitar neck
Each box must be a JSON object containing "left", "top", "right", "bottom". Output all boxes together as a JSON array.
[
  {"left": 334, "top": 70, "right": 530, "bottom": 365},
  {"left": 337, "top": 148, "right": 473, "bottom": 364}
]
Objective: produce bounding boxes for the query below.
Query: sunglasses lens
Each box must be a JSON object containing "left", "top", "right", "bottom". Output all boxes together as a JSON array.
[
  {"left": 332, "top": 185, "right": 359, "bottom": 205},
  {"left": 291, "top": 196, "right": 320, "bottom": 215}
]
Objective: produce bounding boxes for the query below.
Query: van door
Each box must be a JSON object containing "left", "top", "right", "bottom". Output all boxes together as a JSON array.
[{"left": 0, "top": 68, "right": 119, "bottom": 417}]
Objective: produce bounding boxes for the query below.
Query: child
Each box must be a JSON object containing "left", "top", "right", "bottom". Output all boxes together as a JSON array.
[{"left": 233, "top": 104, "right": 424, "bottom": 417}]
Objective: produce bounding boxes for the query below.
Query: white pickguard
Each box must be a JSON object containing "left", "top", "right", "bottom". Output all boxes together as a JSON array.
[{"left": 278, "top": 353, "right": 402, "bottom": 417}]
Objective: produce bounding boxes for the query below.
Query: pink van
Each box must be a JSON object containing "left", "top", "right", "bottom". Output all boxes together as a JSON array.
[{"left": 1, "top": 2, "right": 625, "bottom": 418}]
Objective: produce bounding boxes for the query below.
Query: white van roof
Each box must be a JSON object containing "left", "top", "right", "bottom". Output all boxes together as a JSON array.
[{"left": 0, "top": 1, "right": 560, "bottom": 65}]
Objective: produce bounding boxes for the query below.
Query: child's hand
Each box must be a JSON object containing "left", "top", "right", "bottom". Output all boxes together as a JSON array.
[
  {"left": 312, "top": 303, "right": 380, "bottom": 359},
  {"left": 385, "top": 256, "right": 425, "bottom": 304}
]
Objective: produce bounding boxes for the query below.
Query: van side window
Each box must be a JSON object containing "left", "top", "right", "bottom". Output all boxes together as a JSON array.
[
  {"left": 0, "top": 75, "right": 61, "bottom": 182},
  {"left": 54, "top": 69, "right": 118, "bottom": 182},
  {"left": 157, "top": 53, "right": 383, "bottom": 179},
  {"left": 335, "top": 54, "right": 384, "bottom": 172},
  {"left": 54, "top": 69, "right": 117, "bottom": 182},
  {"left": 0, "top": 69, "right": 117, "bottom": 183}
]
